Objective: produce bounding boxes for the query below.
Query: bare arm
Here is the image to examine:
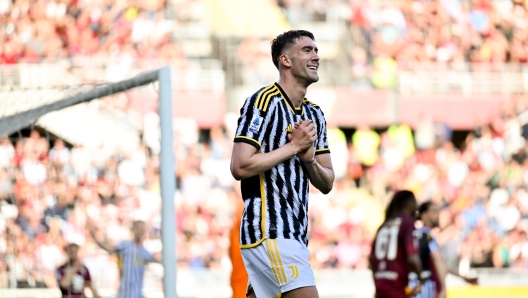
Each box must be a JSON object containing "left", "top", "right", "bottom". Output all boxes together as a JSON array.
[
  {"left": 59, "top": 262, "right": 82, "bottom": 290},
  {"left": 231, "top": 120, "right": 315, "bottom": 180},
  {"left": 150, "top": 252, "right": 162, "bottom": 264},
  {"left": 231, "top": 142, "right": 300, "bottom": 180},
  {"left": 447, "top": 269, "right": 479, "bottom": 285},
  {"left": 87, "top": 282, "right": 101, "bottom": 298},
  {"left": 90, "top": 228, "right": 116, "bottom": 254},
  {"left": 431, "top": 250, "right": 448, "bottom": 297},
  {"left": 407, "top": 253, "right": 424, "bottom": 296},
  {"left": 302, "top": 153, "right": 334, "bottom": 194},
  {"left": 407, "top": 253, "right": 423, "bottom": 279},
  {"left": 291, "top": 119, "right": 333, "bottom": 193},
  {"left": 59, "top": 268, "right": 77, "bottom": 289}
]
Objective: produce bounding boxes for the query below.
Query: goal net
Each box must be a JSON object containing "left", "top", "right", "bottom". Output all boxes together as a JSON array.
[{"left": 0, "top": 64, "right": 176, "bottom": 298}]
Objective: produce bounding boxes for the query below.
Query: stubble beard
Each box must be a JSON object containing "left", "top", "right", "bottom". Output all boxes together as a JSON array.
[{"left": 293, "top": 68, "right": 318, "bottom": 87}]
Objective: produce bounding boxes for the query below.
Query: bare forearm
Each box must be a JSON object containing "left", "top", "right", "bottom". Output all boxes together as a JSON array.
[
  {"left": 448, "top": 268, "right": 463, "bottom": 277},
  {"left": 408, "top": 254, "right": 423, "bottom": 277},
  {"left": 92, "top": 236, "right": 116, "bottom": 254},
  {"left": 60, "top": 278, "right": 72, "bottom": 289},
  {"left": 151, "top": 253, "right": 162, "bottom": 264},
  {"left": 432, "top": 251, "right": 448, "bottom": 291},
  {"left": 231, "top": 143, "right": 298, "bottom": 180},
  {"left": 448, "top": 269, "right": 478, "bottom": 285},
  {"left": 447, "top": 268, "right": 467, "bottom": 280},
  {"left": 89, "top": 284, "right": 100, "bottom": 298},
  {"left": 303, "top": 160, "right": 334, "bottom": 194}
]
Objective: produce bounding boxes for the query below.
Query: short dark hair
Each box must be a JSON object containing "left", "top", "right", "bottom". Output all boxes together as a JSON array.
[
  {"left": 132, "top": 220, "right": 145, "bottom": 228},
  {"left": 271, "top": 30, "right": 315, "bottom": 70},
  {"left": 418, "top": 201, "right": 434, "bottom": 219},
  {"left": 65, "top": 243, "right": 79, "bottom": 252},
  {"left": 385, "top": 190, "right": 416, "bottom": 221}
]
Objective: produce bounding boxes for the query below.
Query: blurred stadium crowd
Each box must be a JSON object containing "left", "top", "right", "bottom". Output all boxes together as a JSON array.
[
  {"left": 1, "top": 95, "right": 528, "bottom": 289},
  {"left": 3, "top": 0, "right": 528, "bottom": 85},
  {"left": 0, "top": 0, "right": 200, "bottom": 64},
  {"left": 1, "top": 0, "right": 528, "bottom": 293}
]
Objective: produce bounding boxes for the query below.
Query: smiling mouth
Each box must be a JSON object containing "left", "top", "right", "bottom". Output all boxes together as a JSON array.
[{"left": 308, "top": 66, "right": 318, "bottom": 71}]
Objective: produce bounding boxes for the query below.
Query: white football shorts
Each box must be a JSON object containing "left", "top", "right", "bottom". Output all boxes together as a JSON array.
[{"left": 241, "top": 238, "right": 316, "bottom": 298}]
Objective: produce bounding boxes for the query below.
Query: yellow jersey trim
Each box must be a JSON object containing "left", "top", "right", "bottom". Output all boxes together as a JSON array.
[
  {"left": 296, "top": 106, "right": 305, "bottom": 115},
  {"left": 303, "top": 98, "right": 319, "bottom": 107},
  {"left": 234, "top": 136, "right": 262, "bottom": 148},
  {"left": 263, "top": 90, "right": 281, "bottom": 112},
  {"left": 258, "top": 86, "right": 278, "bottom": 110},
  {"left": 255, "top": 85, "right": 277, "bottom": 110},
  {"left": 275, "top": 87, "right": 296, "bottom": 115},
  {"left": 240, "top": 238, "right": 266, "bottom": 249},
  {"left": 240, "top": 173, "right": 267, "bottom": 249}
]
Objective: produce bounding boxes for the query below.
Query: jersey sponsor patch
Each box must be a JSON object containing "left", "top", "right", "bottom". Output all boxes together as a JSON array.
[{"left": 249, "top": 115, "right": 264, "bottom": 134}]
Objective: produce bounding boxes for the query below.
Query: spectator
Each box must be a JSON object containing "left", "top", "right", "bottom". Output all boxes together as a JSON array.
[
  {"left": 0, "top": 136, "right": 15, "bottom": 168},
  {"left": 43, "top": 181, "right": 72, "bottom": 224},
  {"left": 0, "top": 0, "right": 183, "bottom": 64},
  {"left": 21, "top": 152, "right": 47, "bottom": 186},
  {"left": 49, "top": 139, "right": 70, "bottom": 168},
  {"left": 352, "top": 125, "right": 380, "bottom": 166},
  {"left": 387, "top": 123, "right": 415, "bottom": 158},
  {"left": 70, "top": 144, "right": 93, "bottom": 180},
  {"left": 415, "top": 114, "right": 436, "bottom": 151},
  {"left": 434, "top": 112, "right": 453, "bottom": 146}
]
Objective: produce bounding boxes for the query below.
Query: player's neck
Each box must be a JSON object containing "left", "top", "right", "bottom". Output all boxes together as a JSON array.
[{"left": 277, "top": 77, "right": 307, "bottom": 108}]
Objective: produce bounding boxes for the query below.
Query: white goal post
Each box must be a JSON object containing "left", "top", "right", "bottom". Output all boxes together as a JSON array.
[{"left": 0, "top": 66, "right": 177, "bottom": 298}]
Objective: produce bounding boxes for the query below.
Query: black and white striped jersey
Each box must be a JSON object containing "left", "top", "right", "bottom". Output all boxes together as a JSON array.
[{"left": 234, "top": 82, "right": 330, "bottom": 248}]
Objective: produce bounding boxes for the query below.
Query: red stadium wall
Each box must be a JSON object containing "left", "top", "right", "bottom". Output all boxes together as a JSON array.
[
  {"left": 127, "top": 87, "right": 509, "bottom": 129},
  {"left": 316, "top": 88, "right": 509, "bottom": 129}
]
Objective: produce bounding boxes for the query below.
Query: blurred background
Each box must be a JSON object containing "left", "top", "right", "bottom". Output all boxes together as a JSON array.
[{"left": 1, "top": 0, "right": 528, "bottom": 297}]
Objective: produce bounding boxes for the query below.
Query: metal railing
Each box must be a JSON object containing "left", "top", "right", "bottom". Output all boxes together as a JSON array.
[
  {"left": 0, "top": 64, "right": 80, "bottom": 90},
  {"left": 397, "top": 62, "right": 528, "bottom": 94},
  {"left": 0, "top": 58, "right": 225, "bottom": 92},
  {"left": 0, "top": 59, "right": 225, "bottom": 121},
  {"left": 67, "top": 57, "right": 225, "bottom": 91},
  {"left": 2, "top": 61, "right": 528, "bottom": 95}
]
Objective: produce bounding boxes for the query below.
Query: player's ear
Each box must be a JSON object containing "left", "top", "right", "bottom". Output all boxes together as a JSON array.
[{"left": 280, "top": 54, "right": 291, "bottom": 68}]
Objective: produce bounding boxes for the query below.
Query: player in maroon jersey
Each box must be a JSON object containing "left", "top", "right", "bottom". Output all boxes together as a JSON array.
[
  {"left": 369, "top": 190, "right": 424, "bottom": 298},
  {"left": 56, "top": 243, "right": 100, "bottom": 298}
]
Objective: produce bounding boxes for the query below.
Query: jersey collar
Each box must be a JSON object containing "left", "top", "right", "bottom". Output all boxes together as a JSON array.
[{"left": 274, "top": 82, "right": 303, "bottom": 115}]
